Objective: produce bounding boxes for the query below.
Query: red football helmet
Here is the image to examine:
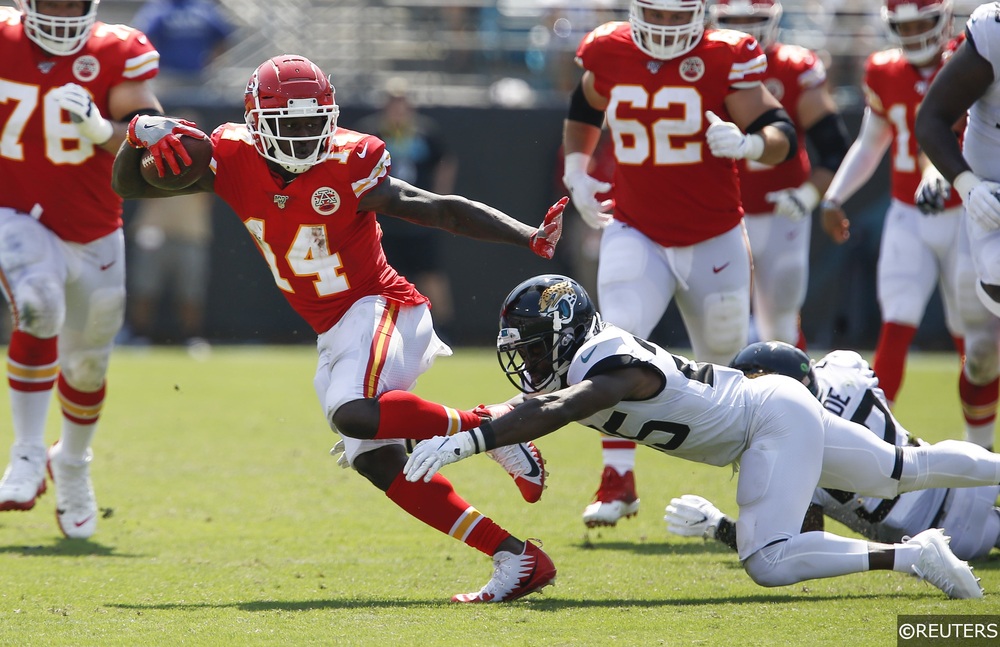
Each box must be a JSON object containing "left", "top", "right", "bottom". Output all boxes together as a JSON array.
[
  {"left": 244, "top": 55, "right": 340, "bottom": 174},
  {"left": 708, "top": 0, "right": 783, "bottom": 49},
  {"left": 881, "top": 0, "right": 953, "bottom": 66},
  {"left": 17, "top": 0, "right": 100, "bottom": 56}
]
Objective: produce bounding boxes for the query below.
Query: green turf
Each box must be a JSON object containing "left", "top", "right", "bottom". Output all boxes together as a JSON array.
[{"left": 0, "top": 346, "right": 995, "bottom": 646}]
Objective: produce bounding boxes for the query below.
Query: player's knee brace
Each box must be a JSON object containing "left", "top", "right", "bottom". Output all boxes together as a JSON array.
[
  {"left": 702, "top": 291, "right": 749, "bottom": 356},
  {"left": 60, "top": 348, "right": 111, "bottom": 392},
  {"left": 85, "top": 287, "right": 126, "bottom": 344},
  {"left": 964, "top": 337, "right": 1000, "bottom": 384},
  {"left": 14, "top": 274, "right": 65, "bottom": 338}
]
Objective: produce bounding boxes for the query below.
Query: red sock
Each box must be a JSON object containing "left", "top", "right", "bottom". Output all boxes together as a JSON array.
[
  {"left": 795, "top": 324, "right": 807, "bottom": 352},
  {"left": 374, "top": 390, "right": 481, "bottom": 440},
  {"left": 57, "top": 374, "right": 105, "bottom": 425},
  {"left": 7, "top": 330, "right": 58, "bottom": 392},
  {"left": 386, "top": 471, "right": 510, "bottom": 555},
  {"left": 960, "top": 375, "right": 999, "bottom": 427},
  {"left": 602, "top": 438, "right": 636, "bottom": 451},
  {"left": 872, "top": 322, "right": 917, "bottom": 403}
]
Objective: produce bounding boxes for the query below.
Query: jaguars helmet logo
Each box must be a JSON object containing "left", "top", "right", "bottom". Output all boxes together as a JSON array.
[{"left": 539, "top": 280, "right": 577, "bottom": 331}]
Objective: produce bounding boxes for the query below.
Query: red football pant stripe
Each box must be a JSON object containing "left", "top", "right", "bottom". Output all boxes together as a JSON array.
[{"left": 364, "top": 301, "right": 399, "bottom": 399}]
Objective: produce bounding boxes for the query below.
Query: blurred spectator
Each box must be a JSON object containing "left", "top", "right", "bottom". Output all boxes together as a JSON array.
[
  {"left": 132, "top": 0, "right": 234, "bottom": 94},
  {"left": 358, "top": 78, "right": 458, "bottom": 340},
  {"left": 126, "top": 191, "right": 214, "bottom": 354}
]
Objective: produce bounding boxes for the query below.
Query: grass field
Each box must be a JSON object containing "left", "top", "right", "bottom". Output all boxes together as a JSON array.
[{"left": 0, "top": 346, "right": 997, "bottom": 646}]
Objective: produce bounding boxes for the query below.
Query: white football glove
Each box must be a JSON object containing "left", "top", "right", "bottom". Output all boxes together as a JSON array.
[
  {"left": 765, "top": 182, "right": 820, "bottom": 221},
  {"left": 329, "top": 440, "right": 352, "bottom": 470},
  {"left": 404, "top": 431, "right": 478, "bottom": 483},
  {"left": 563, "top": 152, "right": 613, "bottom": 229},
  {"left": 56, "top": 83, "right": 113, "bottom": 145},
  {"left": 705, "top": 110, "right": 764, "bottom": 161},
  {"left": 914, "top": 165, "right": 951, "bottom": 215},
  {"left": 954, "top": 171, "right": 1000, "bottom": 231},
  {"left": 664, "top": 494, "right": 725, "bottom": 539}
]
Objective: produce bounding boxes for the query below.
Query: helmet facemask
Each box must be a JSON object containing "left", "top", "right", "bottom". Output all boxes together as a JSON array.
[
  {"left": 248, "top": 102, "right": 339, "bottom": 174},
  {"left": 630, "top": 0, "right": 707, "bottom": 60},
  {"left": 19, "top": 0, "right": 100, "bottom": 56}
]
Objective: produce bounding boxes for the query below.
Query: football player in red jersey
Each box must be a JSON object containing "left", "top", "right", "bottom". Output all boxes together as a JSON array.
[
  {"left": 709, "top": 0, "right": 851, "bottom": 349},
  {"left": 820, "top": 0, "right": 999, "bottom": 449},
  {"left": 113, "top": 55, "right": 566, "bottom": 603},
  {"left": 0, "top": 0, "right": 164, "bottom": 539},
  {"left": 560, "top": 0, "right": 797, "bottom": 527}
]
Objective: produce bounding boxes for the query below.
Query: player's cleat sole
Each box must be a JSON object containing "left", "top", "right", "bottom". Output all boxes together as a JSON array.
[
  {"left": 908, "top": 528, "right": 983, "bottom": 599},
  {"left": 452, "top": 540, "right": 556, "bottom": 603},
  {"left": 583, "top": 498, "right": 641, "bottom": 527}
]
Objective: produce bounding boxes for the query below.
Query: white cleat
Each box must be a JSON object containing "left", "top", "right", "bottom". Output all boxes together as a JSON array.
[
  {"left": 452, "top": 540, "right": 556, "bottom": 603},
  {"left": 0, "top": 445, "right": 47, "bottom": 511},
  {"left": 582, "top": 467, "right": 639, "bottom": 527},
  {"left": 907, "top": 528, "right": 983, "bottom": 599},
  {"left": 583, "top": 498, "right": 641, "bottom": 527},
  {"left": 47, "top": 442, "right": 98, "bottom": 539}
]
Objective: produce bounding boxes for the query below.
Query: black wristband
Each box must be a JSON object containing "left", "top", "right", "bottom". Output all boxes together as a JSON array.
[
  {"left": 478, "top": 420, "right": 497, "bottom": 451},
  {"left": 716, "top": 516, "right": 739, "bottom": 552}
]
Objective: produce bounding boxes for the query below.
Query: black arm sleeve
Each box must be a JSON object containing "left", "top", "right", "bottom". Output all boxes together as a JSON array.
[
  {"left": 745, "top": 107, "right": 798, "bottom": 163},
  {"left": 805, "top": 112, "right": 851, "bottom": 173},
  {"left": 567, "top": 81, "right": 605, "bottom": 128}
]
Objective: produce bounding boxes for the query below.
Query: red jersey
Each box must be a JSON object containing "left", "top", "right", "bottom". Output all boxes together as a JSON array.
[
  {"left": 738, "top": 43, "right": 824, "bottom": 215},
  {"left": 210, "top": 124, "right": 426, "bottom": 335},
  {"left": 862, "top": 36, "right": 964, "bottom": 208},
  {"left": 0, "top": 8, "right": 158, "bottom": 243},
  {"left": 576, "top": 22, "right": 768, "bottom": 247}
]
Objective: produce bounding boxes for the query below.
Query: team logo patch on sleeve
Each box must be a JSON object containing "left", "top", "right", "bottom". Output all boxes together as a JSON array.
[{"left": 311, "top": 187, "right": 341, "bottom": 216}]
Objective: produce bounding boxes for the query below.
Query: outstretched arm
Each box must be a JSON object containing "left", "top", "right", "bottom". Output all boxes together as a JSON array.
[
  {"left": 404, "top": 367, "right": 652, "bottom": 482},
  {"left": 358, "top": 176, "right": 566, "bottom": 259},
  {"left": 665, "top": 496, "right": 824, "bottom": 553}
]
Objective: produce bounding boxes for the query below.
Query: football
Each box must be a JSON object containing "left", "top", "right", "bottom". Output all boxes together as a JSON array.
[{"left": 140, "top": 135, "right": 213, "bottom": 190}]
